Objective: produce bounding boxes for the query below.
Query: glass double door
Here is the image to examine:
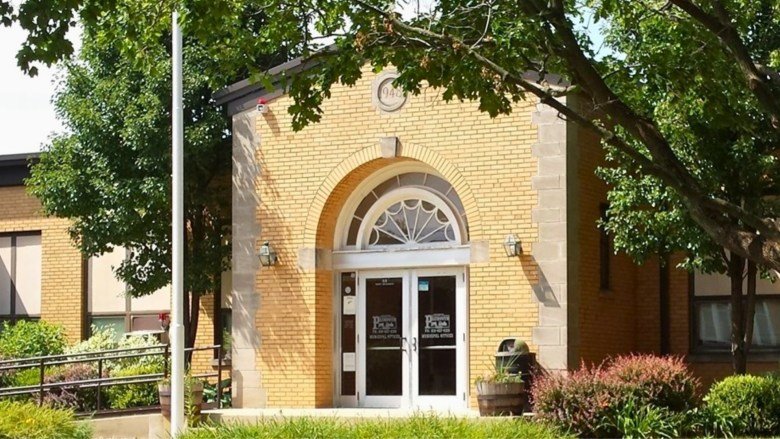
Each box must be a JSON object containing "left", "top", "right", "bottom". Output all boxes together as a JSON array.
[{"left": 357, "top": 268, "right": 466, "bottom": 410}]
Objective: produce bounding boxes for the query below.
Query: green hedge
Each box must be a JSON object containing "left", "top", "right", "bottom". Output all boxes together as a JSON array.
[
  {"left": 0, "top": 401, "right": 91, "bottom": 439},
  {"left": 180, "top": 416, "right": 571, "bottom": 439},
  {"left": 705, "top": 374, "right": 780, "bottom": 437},
  {"left": 105, "top": 363, "right": 162, "bottom": 409},
  {"left": 0, "top": 320, "right": 66, "bottom": 359}
]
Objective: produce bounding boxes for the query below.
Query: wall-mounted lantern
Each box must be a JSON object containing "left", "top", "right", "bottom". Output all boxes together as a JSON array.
[
  {"left": 503, "top": 235, "right": 522, "bottom": 257},
  {"left": 259, "top": 241, "right": 278, "bottom": 266}
]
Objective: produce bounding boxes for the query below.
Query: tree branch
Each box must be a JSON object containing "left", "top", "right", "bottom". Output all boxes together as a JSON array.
[
  {"left": 350, "top": 0, "right": 780, "bottom": 270},
  {"left": 670, "top": 0, "right": 780, "bottom": 130}
]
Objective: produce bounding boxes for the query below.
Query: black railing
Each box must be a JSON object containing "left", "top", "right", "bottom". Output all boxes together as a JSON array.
[{"left": 0, "top": 344, "right": 225, "bottom": 416}]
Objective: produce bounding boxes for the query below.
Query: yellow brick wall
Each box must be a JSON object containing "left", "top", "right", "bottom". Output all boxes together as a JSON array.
[
  {"left": 0, "top": 185, "right": 84, "bottom": 342},
  {"left": 190, "top": 294, "right": 218, "bottom": 376},
  {"left": 252, "top": 67, "right": 541, "bottom": 407}
]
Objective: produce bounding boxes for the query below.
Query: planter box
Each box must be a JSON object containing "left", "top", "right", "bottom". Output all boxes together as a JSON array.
[
  {"left": 158, "top": 382, "right": 204, "bottom": 418},
  {"left": 476, "top": 381, "right": 526, "bottom": 416}
]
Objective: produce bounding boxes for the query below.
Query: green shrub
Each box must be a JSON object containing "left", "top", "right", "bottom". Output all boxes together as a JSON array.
[
  {"left": 532, "top": 354, "right": 699, "bottom": 437},
  {"left": 180, "top": 416, "right": 571, "bottom": 439},
  {"left": 66, "top": 327, "right": 165, "bottom": 372},
  {"left": 0, "top": 320, "right": 66, "bottom": 359},
  {"left": 204, "top": 378, "right": 231, "bottom": 408},
  {"left": 65, "top": 326, "right": 118, "bottom": 357},
  {"left": 705, "top": 374, "right": 780, "bottom": 436},
  {"left": 8, "top": 366, "right": 44, "bottom": 387},
  {"left": 0, "top": 400, "right": 91, "bottom": 439},
  {"left": 105, "top": 363, "right": 162, "bottom": 409}
]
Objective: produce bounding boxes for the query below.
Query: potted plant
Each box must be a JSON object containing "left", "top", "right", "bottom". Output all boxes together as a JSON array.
[
  {"left": 476, "top": 339, "right": 531, "bottom": 416},
  {"left": 475, "top": 366, "right": 525, "bottom": 416},
  {"left": 158, "top": 374, "right": 205, "bottom": 419}
]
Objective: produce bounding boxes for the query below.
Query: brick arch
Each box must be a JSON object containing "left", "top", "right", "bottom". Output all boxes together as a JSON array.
[{"left": 302, "top": 143, "right": 483, "bottom": 248}]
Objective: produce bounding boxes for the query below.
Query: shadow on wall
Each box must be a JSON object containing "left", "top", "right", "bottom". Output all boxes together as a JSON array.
[
  {"left": 231, "top": 112, "right": 262, "bottom": 376},
  {"left": 519, "top": 252, "right": 560, "bottom": 308}
]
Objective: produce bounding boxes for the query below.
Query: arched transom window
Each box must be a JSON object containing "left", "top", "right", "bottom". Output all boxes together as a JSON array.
[{"left": 346, "top": 172, "right": 468, "bottom": 250}]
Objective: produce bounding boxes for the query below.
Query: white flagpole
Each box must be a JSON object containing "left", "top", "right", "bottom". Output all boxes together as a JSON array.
[{"left": 170, "top": 9, "right": 186, "bottom": 437}]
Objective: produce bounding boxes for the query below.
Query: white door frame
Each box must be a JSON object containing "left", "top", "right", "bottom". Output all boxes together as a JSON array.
[
  {"left": 411, "top": 267, "right": 468, "bottom": 411},
  {"left": 353, "top": 267, "right": 468, "bottom": 410},
  {"left": 357, "top": 270, "right": 411, "bottom": 408}
]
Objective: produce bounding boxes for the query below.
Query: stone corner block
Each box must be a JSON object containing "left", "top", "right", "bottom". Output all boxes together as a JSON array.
[
  {"left": 532, "top": 326, "right": 562, "bottom": 346},
  {"left": 470, "top": 240, "right": 490, "bottom": 263}
]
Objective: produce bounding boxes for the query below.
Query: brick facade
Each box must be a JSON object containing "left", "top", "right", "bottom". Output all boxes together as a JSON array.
[
  {"left": 0, "top": 168, "right": 221, "bottom": 379},
  {"left": 219, "top": 63, "right": 780, "bottom": 408},
  {"left": 238, "top": 67, "right": 543, "bottom": 407},
  {"left": 0, "top": 185, "right": 85, "bottom": 342}
]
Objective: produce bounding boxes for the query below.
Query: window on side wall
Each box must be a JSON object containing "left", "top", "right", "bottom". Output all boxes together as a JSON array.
[
  {"left": 0, "top": 233, "right": 42, "bottom": 324},
  {"left": 87, "top": 248, "right": 171, "bottom": 341},
  {"left": 599, "top": 203, "right": 611, "bottom": 291},
  {"left": 692, "top": 272, "right": 780, "bottom": 353}
]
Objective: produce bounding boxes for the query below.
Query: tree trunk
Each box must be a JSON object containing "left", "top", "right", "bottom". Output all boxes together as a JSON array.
[
  {"left": 744, "top": 260, "right": 757, "bottom": 358},
  {"left": 728, "top": 252, "right": 747, "bottom": 374},
  {"left": 184, "top": 292, "right": 201, "bottom": 366}
]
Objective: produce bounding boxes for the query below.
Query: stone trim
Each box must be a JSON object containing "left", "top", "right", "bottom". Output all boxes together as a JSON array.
[
  {"left": 231, "top": 108, "right": 266, "bottom": 407},
  {"left": 531, "top": 99, "right": 570, "bottom": 371},
  {"left": 301, "top": 142, "right": 484, "bottom": 250}
]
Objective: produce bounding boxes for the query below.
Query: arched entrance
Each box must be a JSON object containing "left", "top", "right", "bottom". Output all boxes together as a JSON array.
[{"left": 330, "top": 163, "right": 470, "bottom": 410}]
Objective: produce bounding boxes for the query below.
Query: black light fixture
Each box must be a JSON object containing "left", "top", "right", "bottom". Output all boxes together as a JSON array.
[
  {"left": 503, "top": 234, "right": 522, "bottom": 257},
  {"left": 259, "top": 241, "right": 278, "bottom": 266}
]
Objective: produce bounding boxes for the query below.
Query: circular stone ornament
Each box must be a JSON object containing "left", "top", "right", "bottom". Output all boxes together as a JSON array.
[{"left": 372, "top": 71, "right": 408, "bottom": 113}]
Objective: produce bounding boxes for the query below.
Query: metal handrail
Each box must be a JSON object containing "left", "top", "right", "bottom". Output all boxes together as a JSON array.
[
  {"left": 0, "top": 344, "right": 168, "bottom": 366},
  {"left": 0, "top": 344, "right": 226, "bottom": 415}
]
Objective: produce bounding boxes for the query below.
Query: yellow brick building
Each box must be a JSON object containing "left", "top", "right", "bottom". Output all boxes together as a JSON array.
[
  {"left": 3, "top": 60, "right": 778, "bottom": 411},
  {"left": 216, "top": 62, "right": 780, "bottom": 410},
  {"left": 0, "top": 154, "right": 226, "bottom": 376},
  {"left": 0, "top": 154, "right": 84, "bottom": 342}
]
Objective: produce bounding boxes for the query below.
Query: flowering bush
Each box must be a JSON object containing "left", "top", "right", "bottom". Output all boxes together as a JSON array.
[
  {"left": 116, "top": 332, "right": 166, "bottom": 370},
  {"left": 532, "top": 354, "right": 699, "bottom": 437},
  {"left": 65, "top": 326, "right": 118, "bottom": 357},
  {"left": 66, "top": 326, "right": 164, "bottom": 372},
  {"left": 607, "top": 354, "right": 698, "bottom": 411},
  {"left": 42, "top": 363, "right": 106, "bottom": 412}
]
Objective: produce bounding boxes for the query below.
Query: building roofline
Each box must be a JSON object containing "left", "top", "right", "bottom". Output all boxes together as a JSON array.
[
  {"left": 0, "top": 152, "right": 41, "bottom": 187},
  {"left": 215, "top": 50, "right": 569, "bottom": 116}
]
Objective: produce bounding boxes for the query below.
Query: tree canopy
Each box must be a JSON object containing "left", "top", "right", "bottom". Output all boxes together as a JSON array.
[
  {"left": 11, "top": 0, "right": 780, "bottom": 362},
  {"left": 25, "top": 1, "right": 284, "bottom": 349}
]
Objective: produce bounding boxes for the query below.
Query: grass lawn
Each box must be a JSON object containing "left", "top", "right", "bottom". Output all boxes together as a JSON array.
[{"left": 180, "top": 416, "right": 572, "bottom": 439}]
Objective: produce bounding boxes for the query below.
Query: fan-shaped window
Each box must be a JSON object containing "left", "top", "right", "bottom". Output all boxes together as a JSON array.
[
  {"left": 345, "top": 172, "right": 468, "bottom": 248},
  {"left": 355, "top": 187, "right": 465, "bottom": 249},
  {"left": 369, "top": 199, "right": 457, "bottom": 246}
]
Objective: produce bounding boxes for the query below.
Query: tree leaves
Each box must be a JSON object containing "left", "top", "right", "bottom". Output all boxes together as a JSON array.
[{"left": 25, "top": 1, "right": 282, "bottom": 297}]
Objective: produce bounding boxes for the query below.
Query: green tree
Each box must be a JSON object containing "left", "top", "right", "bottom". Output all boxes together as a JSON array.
[
  {"left": 599, "top": 165, "right": 762, "bottom": 374},
  {"left": 8, "top": 4, "right": 780, "bottom": 271},
  {"left": 26, "top": 2, "right": 283, "bottom": 357},
  {"left": 12, "top": 0, "right": 780, "bottom": 371}
]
